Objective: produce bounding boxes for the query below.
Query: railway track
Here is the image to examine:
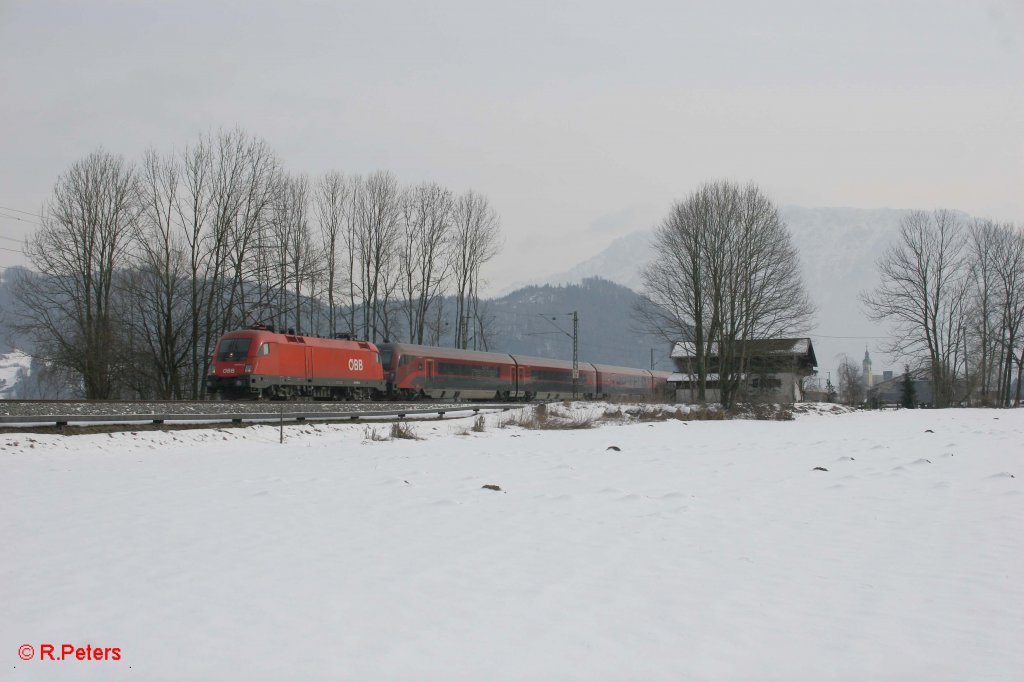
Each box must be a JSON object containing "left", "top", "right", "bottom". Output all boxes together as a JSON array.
[{"left": 0, "top": 400, "right": 526, "bottom": 429}]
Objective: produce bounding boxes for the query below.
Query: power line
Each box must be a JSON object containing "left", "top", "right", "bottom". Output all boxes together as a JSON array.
[
  {"left": 813, "top": 333, "right": 892, "bottom": 339},
  {"left": 0, "top": 211, "right": 42, "bottom": 226},
  {"left": 0, "top": 205, "right": 42, "bottom": 218},
  {"left": 0, "top": 245, "right": 25, "bottom": 254},
  {"left": 0, "top": 234, "right": 25, "bottom": 243}
]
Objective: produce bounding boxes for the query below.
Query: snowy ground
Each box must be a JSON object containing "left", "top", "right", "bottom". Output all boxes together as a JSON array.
[{"left": 2, "top": 405, "right": 1022, "bottom": 681}]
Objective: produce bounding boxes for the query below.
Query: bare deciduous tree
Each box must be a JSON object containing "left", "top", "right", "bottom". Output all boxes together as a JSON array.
[
  {"left": 861, "top": 210, "right": 970, "bottom": 408},
  {"left": 175, "top": 136, "right": 214, "bottom": 398},
  {"left": 268, "top": 173, "right": 313, "bottom": 333},
  {"left": 450, "top": 191, "right": 501, "bottom": 349},
  {"left": 399, "top": 182, "right": 453, "bottom": 344},
  {"left": 967, "top": 220, "right": 1001, "bottom": 405},
  {"left": 353, "top": 171, "right": 402, "bottom": 342},
  {"left": 314, "top": 171, "right": 352, "bottom": 337},
  {"left": 836, "top": 355, "right": 865, "bottom": 406},
  {"left": 14, "top": 149, "right": 140, "bottom": 398},
  {"left": 637, "top": 180, "right": 814, "bottom": 407},
  {"left": 126, "top": 148, "right": 191, "bottom": 398},
  {"left": 988, "top": 224, "right": 1024, "bottom": 405}
]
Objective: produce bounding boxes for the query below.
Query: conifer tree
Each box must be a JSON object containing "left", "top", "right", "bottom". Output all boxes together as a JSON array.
[{"left": 901, "top": 364, "right": 917, "bottom": 409}]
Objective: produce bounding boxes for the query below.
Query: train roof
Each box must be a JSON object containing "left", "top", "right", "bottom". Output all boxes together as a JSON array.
[
  {"left": 377, "top": 343, "right": 668, "bottom": 376},
  {"left": 509, "top": 355, "right": 589, "bottom": 371},
  {"left": 220, "top": 329, "right": 378, "bottom": 350},
  {"left": 379, "top": 343, "right": 514, "bottom": 365},
  {"left": 589, "top": 363, "right": 656, "bottom": 377}
]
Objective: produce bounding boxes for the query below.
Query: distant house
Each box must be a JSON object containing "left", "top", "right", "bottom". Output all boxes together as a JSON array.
[
  {"left": 868, "top": 368, "right": 934, "bottom": 407},
  {"left": 669, "top": 338, "right": 818, "bottom": 404}
]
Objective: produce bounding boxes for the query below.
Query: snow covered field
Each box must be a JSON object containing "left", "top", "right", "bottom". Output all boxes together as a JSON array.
[{"left": 2, "top": 405, "right": 1022, "bottom": 681}]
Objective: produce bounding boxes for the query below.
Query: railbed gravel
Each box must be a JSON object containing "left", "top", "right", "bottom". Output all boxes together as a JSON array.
[{"left": 0, "top": 400, "right": 508, "bottom": 419}]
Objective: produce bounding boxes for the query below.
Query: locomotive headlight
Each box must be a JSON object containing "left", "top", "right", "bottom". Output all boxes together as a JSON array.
[{"left": 244, "top": 364, "right": 253, "bottom": 373}]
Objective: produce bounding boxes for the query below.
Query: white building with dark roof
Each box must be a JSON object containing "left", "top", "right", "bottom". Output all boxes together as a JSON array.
[{"left": 669, "top": 338, "right": 818, "bottom": 404}]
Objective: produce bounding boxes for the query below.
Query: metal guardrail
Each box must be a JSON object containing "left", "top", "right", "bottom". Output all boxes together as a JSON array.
[{"left": 0, "top": 404, "right": 522, "bottom": 427}]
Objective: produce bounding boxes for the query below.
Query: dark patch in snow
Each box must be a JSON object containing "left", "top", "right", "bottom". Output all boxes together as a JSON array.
[
  {"left": 606, "top": 445, "right": 621, "bottom": 451},
  {"left": 812, "top": 467, "right": 829, "bottom": 472},
  {"left": 482, "top": 484, "right": 502, "bottom": 491}
]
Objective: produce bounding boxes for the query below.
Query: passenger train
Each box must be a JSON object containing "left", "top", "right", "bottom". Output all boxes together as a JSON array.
[{"left": 206, "top": 327, "right": 670, "bottom": 401}]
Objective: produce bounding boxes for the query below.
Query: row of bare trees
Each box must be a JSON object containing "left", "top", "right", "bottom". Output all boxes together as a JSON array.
[
  {"left": 12, "top": 129, "right": 502, "bottom": 399},
  {"left": 862, "top": 210, "right": 1024, "bottom": 407},
  {"left": 636, "top": 180, "right": 815, "bottom": 408}
]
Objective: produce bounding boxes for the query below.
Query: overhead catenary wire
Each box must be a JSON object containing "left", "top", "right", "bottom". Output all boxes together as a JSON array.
[
  {"left": 812, "top": 333, "right": 893, "bottom": 339},
  {"left": 0, "top": 211, "right": 43, "bottom": 226},
  {"left": 0, "top": 205, "right": 43, "bottom": 218}
]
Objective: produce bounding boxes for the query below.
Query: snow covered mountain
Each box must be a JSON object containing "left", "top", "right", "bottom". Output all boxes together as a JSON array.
[
  {"left": 539, "top": 206, "right": 936, "bottom": 377},
  {"left": 542, "top": 229, "right": 652, "bottom": 293}
]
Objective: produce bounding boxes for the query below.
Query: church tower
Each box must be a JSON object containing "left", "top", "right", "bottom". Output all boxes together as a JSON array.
[{"left": 862, "top": 348, "right": 874, "bottom": 388}]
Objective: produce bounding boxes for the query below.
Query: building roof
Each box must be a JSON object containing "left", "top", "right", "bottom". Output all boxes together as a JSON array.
[
  {"left": 671, "top": 338, "right": 817, "bottom": 367},
  {"left": 868, "top": 367, "right": 930, "bottom": 390}
]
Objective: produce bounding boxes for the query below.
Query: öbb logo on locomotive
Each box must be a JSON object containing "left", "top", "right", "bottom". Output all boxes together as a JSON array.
[{"left": 206, "top": 325, "right": 671, "bottom": 402}]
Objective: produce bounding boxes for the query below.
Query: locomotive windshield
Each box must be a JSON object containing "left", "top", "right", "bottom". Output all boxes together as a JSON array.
[{"left": 217, "top": 338, "right": 252, "bottom": 361}]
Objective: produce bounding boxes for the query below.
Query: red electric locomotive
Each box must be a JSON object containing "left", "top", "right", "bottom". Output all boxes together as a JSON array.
[{"left": 207, "top": 328, "right": 386, "bottom": 399}]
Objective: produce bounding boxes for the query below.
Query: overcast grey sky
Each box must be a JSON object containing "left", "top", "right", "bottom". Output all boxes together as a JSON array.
[{"left": 1, "top": 0, "right": 1021, "bottom": 291}]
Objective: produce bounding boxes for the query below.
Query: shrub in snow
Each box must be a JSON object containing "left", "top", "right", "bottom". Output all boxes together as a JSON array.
[{"left": 390, "top": 421, "right": 422, "bottom": 440}]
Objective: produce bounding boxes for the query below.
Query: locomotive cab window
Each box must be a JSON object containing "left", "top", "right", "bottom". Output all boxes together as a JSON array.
[
  {"left": 217, "top": 339, "right": 252, "bottom": 361},
  {"left": 256, "top": 343, "right": 270, "bottom": 356}
]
